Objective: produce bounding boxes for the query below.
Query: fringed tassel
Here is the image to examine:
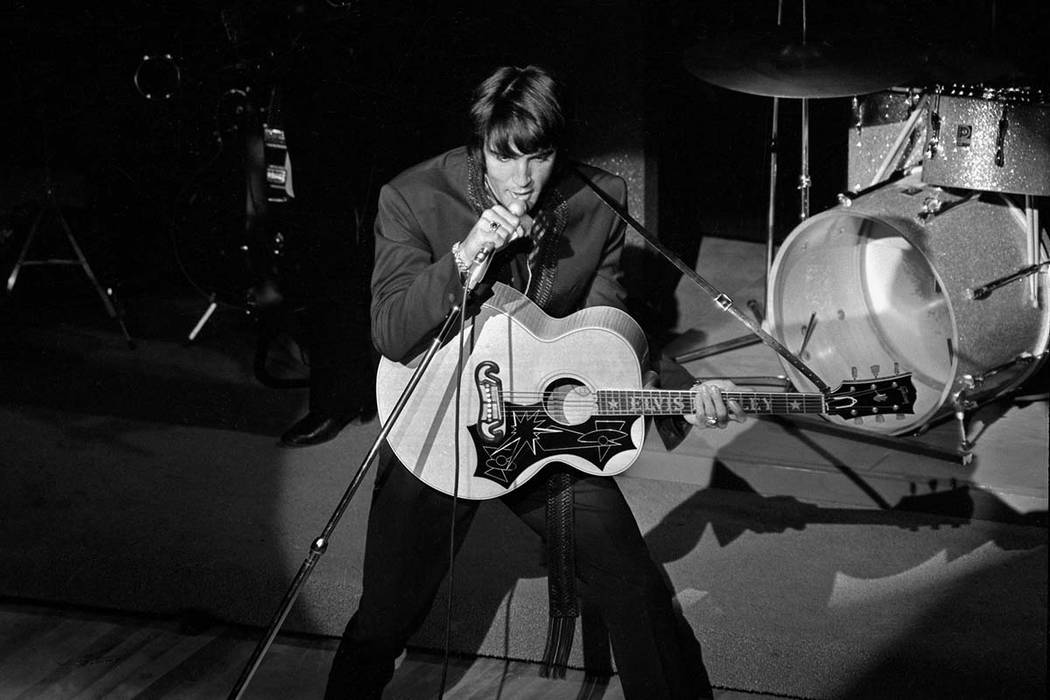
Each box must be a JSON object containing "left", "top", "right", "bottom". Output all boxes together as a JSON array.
[{"left": 540, "top": 615, "right": 576, "bottom": 678}]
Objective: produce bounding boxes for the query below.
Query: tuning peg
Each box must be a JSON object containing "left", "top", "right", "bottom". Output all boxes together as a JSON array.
[
  {"left": 894, "top": 361, "right": 900, "bottom": 375},
  {"left": 851, "top": 366, "right": 858, "bottom": 380},
  {"left": 870, "top": 364, "right": 880, "bottom": 378},
  {"left": 875, "top": 414, "right": 885, "bottom": 423}
]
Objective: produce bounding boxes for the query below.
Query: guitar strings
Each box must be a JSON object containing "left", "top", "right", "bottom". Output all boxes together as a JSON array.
[
  {"left": 486, "top": 391, "right": 886, "bottom": 401},
  {"left": 485, "top": 387, "right": 895, "bottom": 399},
  {"left": 480, "top": 386, "right": 902, "bottom": 413}
]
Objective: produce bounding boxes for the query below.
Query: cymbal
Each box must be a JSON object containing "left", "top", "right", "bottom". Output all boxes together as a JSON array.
[{"left": 684, "top": 30, "right": 916, "bottom": 99}]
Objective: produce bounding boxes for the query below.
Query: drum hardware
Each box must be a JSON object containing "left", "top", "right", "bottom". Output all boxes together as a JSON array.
[
  {"left": 993, "top": 114, "right": 1008, "bottom": 166},
  {"left": 797, "top": 311, "right": 817, "bottom": 357},
  {"left": 848, "top": 88, "right": 928, "bottom": 193},
  {"left": 867, "top": 93, "right": 929, "bottom": 191},
  {"left": 968, "top": 261, "right": 1049, "bottom": 300},
  {"left": 950, "top": 375, "right": 979, "bottom": 452},
  {"left": 949, "top": 351, "right": 1045, "bottom": 454},
  {"left": 916, "top": 190, "right": 976, "bottom": 223},
  {"left": 837, "top": 167, "right": 912, "bottom": 208},
  {"left": 924, "top": 90, "right": 943, "bottom": 161},
  {"left": 1024, "top": 195, "right": 1042, "bottom": 304}
]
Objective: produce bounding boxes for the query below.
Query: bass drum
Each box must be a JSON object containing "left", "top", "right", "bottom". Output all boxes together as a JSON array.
[{"left": 766, "top": 173, "right": 1048, "bottom": 435}]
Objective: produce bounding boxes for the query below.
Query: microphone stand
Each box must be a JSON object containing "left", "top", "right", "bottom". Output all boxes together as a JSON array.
[
  {"left": 227, "top": 300, "right": 469, "bottom": 700},
  {"left": 572, "top": 165, "right": 831, "bottom": 394}
]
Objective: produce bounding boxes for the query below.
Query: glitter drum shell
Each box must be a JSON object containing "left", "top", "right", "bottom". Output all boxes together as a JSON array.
[{"left": 921, "top": 85, "right": 1050, "bottom": 197}]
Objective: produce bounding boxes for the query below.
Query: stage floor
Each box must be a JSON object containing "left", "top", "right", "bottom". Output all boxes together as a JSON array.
[{"left": 1, "top": 237, "right": 1045, "bottom": 699}]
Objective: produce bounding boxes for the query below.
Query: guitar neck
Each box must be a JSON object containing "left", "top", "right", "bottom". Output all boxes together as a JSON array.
[{"left": 596, "top": 389, "right": 825, "bottom": 416}]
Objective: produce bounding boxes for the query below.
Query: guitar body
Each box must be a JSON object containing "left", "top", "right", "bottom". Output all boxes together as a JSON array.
[{"left": 377, "top": 283, "right": 651, "bottom": 500}]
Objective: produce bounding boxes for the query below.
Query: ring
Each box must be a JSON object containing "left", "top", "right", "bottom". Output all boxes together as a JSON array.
[
  {"left": 489, "top": 220, "right": 500, "bottom": 231},
  {"left": 705, "top": 417, "right": 718, "bottom": 427}
]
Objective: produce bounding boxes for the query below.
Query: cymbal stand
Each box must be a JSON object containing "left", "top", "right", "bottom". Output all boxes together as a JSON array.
[
  {"left": 6, "top": 171, "right": 135, "bottom": 348},
  {"left": 765, "top": 96, "right": 780, "bottom": 288},
  {"left": 799, "top": 97, "right": 811, "bottom": 220},
  {"left": 796, "top": 0, "right": 812, "bottom": 222},
  {"left": 227, "top": 300, "right": 467, "bottom": 700}
]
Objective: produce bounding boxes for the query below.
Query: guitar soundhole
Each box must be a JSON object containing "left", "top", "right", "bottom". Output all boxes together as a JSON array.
[{"left": 544, "top": 378, "right": 595, "bottom": 426}]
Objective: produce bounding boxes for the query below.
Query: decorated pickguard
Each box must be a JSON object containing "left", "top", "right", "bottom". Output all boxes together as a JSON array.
[{"left": 466, "top": 403, "right": 640, "bottom": 489}]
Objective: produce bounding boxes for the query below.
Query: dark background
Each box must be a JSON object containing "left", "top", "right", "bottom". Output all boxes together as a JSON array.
[{"left": 2, "top": 0, "right": 1047, "bottom": 313}]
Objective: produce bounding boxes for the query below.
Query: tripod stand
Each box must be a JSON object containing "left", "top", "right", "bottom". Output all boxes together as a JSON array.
[{"left": 5, "top": 170, "right": 135, "bottom": 348}]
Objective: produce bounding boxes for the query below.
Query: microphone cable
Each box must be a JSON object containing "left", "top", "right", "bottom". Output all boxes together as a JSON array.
[{"left": 438, "top": 275, "right": 479, "bottom": 699}]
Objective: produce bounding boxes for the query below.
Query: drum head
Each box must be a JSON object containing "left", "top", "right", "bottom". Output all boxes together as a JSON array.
[
  {"left": 767, "top": 178, "right": 1048, "bottom": 435},
  {"left": 767, "top": 211, "right": 955, "bottom": 434}
]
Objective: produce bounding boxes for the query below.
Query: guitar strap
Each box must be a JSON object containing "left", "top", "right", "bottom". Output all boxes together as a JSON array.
[
  {"left": 468, "top": 152, "right": 585, "bottom": 675},
  {"left": 541, "top": 468, "right": 579, "bottom": 677}
]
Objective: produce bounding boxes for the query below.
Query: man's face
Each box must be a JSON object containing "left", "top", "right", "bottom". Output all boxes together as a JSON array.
[{"left": 483, "top": 141, "right": 556, "bottom": 213}]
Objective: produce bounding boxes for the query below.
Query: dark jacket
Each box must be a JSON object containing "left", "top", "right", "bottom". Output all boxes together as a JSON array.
[{"left": 370, "top": 146, "right": 629, "bottom": 363}]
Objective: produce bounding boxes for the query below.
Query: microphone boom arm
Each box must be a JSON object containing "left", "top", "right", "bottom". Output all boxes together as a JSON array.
[{"left": 572, "top": 164, "right": 831, "bottom": 394}]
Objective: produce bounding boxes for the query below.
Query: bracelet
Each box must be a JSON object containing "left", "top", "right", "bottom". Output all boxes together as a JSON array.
[{"left": 451, "top": 241, "right": 471, "bottom": 274}]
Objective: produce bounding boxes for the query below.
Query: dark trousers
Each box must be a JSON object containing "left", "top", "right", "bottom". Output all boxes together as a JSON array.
[{"left": 325, "top": 448, "right": 713, "bottom": 699}]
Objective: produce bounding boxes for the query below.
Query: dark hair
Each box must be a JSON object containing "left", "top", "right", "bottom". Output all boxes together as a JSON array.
[{"left": 469, "top": 65, "right": 566, "bottom": 157}]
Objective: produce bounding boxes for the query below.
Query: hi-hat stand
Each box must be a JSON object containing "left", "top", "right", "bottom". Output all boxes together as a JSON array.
[{"left": 6, "top": 171, "right": 134, "bottom": 348}]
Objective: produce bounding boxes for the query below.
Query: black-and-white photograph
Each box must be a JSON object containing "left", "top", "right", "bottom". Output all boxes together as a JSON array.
[{"left": 1, "top": 1, "right": 1046, "bottom": 698}]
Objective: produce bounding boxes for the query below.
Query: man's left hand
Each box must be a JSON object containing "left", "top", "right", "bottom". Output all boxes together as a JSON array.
[{"left": 686, "top": 379, "right": 746, "bottom": 429}]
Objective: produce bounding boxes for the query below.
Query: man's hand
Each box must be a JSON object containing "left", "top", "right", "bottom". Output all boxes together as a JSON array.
[
  {"left": 685, "top": 379, "right": 747, "bottom": 429},
  {"left": 459, "top": 201, "right": 527, "bottom": 261}
]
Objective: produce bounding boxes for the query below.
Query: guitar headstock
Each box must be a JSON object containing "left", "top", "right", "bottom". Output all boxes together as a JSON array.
[{"left": 825, "top": 372, "right": 916, "bottom": 419}]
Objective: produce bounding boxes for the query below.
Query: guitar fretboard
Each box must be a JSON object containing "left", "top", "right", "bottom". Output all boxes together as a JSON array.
[{"left": 596, "top": 390, "right": 825, "bottom": 415}]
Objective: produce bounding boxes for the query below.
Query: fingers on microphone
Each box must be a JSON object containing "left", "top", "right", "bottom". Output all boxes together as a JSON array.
[{"left": 491, "top": 205, "right": 521, "bottom": 229}]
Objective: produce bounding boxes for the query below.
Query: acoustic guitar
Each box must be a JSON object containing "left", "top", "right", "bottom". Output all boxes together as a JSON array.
[{"left": 377, "top": 283, "right": 916, "bottom": 499}]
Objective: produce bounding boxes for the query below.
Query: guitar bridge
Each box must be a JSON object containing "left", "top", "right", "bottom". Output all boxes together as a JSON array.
[{"left": 474, "top": 361, "right": 505, "bottom": 443}]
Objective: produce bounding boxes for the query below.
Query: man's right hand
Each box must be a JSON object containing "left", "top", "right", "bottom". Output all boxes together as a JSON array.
[{"left": 459, "top": 200, "right": 527, "bottom": 261}]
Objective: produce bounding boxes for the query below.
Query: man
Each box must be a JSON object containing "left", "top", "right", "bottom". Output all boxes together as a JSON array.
[{"left": 326, "top": 65, "right": 743, "bottom": 698}]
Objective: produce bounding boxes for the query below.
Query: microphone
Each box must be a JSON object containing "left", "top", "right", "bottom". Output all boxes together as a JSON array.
[{"left": 464, "top": 243, "right": 494, "bottom": 291}]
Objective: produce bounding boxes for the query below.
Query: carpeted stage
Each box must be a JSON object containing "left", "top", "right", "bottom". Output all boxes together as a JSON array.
[{"left": 1, "top": 236, "right": 1046, "bottom": 699}]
